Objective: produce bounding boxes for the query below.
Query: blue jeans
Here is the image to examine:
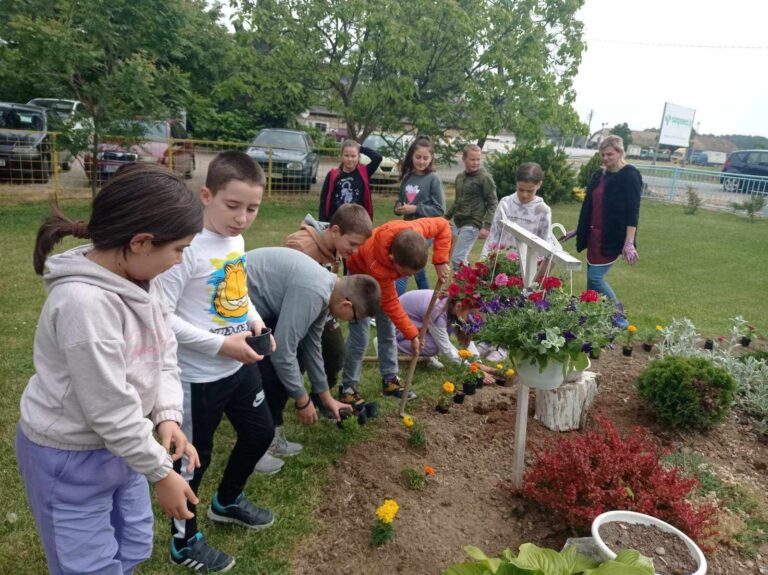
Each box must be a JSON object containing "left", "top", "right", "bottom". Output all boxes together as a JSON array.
[
  {"left": 396, "top": 269, "right": 430, "bottom": 295},
  {"left": 342, "top": 306, "right": 399, "bottom": 389},
  {"left": 587, "top": 262, "right": 617, "bottom": 303},
  {"left": 450, "top": 223, "right": 480, "bottom": 271}
]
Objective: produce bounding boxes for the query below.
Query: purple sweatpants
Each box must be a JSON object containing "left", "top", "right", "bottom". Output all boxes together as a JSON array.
[
  {"left": 396, "top": 331, "right": 439, "bottom": 357},
  {"left": 16, "top": 426, "right": 154, "bottom": 575}
]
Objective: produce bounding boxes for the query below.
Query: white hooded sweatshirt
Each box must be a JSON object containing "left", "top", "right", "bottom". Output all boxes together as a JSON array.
[
  {"left": 19, "top": 244, "right": 182, "bottom": 482},
  {"left": 480, "top": 193, "right": 560, "bottom": 258}
]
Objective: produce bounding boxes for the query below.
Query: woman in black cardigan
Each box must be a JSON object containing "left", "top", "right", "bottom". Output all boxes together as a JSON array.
[{"left": 573, "top": 136, "right": 641, "bottom": 320}]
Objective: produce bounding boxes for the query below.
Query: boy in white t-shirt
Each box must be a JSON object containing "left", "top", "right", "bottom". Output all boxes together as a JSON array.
[{"left": 161, "top": 151, "right": 275, "bottom": 572}]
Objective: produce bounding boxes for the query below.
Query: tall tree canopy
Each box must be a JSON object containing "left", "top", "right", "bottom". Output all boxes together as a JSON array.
[{"left": 234, "top": 0, "right": 587, "bottom": 143}]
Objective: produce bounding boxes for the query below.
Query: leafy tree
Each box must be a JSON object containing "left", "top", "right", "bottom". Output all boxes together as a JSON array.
[
  {"left": 610, "top": 122, "right": 633, "bottom": 146},
  {"left": 233, "top": 0, "right": 586, "bottom": 143},
  {"left": 0, "top": 0, "right": 192, "bottom": 193}
]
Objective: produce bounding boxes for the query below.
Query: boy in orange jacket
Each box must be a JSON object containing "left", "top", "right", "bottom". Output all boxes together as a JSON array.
[{"left": 339, "top": 217, "right": 451, "bottom": 404}]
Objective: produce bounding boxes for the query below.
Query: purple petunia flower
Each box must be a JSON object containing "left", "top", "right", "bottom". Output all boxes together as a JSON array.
[
  {"left": 535, "top": 299, "right": 550, "bottom": 311},
  {"left": 564, "top": 330, "right": 576, "bottom": 341},
  {"left": 537, "top": 332, "right": 547, "bottom": 342},
  {"left": 579, "top": 315, "right": 588, "bottom": 325},
  {"left": 581, "top": 342, "right": 593, "bottom": 354}
]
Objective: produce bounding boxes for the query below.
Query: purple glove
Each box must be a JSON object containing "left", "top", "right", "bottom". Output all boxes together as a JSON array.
[{"left": 623, "top": 242, "right": 638, "bottom": 265}]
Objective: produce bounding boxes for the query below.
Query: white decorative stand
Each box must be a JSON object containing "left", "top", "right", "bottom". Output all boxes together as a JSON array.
[
  {"left": 534, "top": 371, "right": 598, "bottom": 432},
  {"left": 497, "top": 220, "right": 582, "bottom": 489}
]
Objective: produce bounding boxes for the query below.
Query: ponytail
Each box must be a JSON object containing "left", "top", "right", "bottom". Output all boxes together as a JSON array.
[{"left": 33, "top": 203, "right": 90, "bottom": 275}]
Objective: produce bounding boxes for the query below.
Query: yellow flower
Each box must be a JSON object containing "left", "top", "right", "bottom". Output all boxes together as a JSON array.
[
  {"left": 376, "top": 499, "right": 399, "bottom": 524},
  {"left": 458, "top": 349, "right": 473, "bottom": 359},
  {"left": 656, "top": 325, "right": 664, "bottom": 331},
  {"left": 496, "top": 363, "right": 504, "bottom": 370},
  {"left": 402, "top": 415, "right": 414, "bottom": 429},
  {"left": 442, "top": 381, "right": 455, "bottom": 394},
  {"left": 505, "top": 368, "right": 515, "bottom": 377},
  {"left": 627, "top": 325, "right": 638, "bottom": 333}
]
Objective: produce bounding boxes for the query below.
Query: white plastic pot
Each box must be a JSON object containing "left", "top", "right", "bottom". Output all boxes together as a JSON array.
[
  {"left": 591, "top": 510, "right": 707, "bottom": 575},
  {"left": 515, "top": 357, "right": 566, "bottom": 390},
  {"left": 565, "top": 357, "right": 591, "bottom": 383}
]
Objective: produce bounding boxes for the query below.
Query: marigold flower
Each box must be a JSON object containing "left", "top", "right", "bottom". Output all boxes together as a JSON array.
[
  {"left": 375, "top": 499, "right": 399, "bottom": 524},
  {"left": 442, "top": 381, "right": 455, "bottom": 394},
  {"left": 496, "top": 363, "right": 504, "bottom": 370},
  {"left": 470, "top": 362, "right": 479, "bottom": 373},
  {"left": 402, "top": 415, "right": 414, "bottom": 428},
  {"left": 458, "top": 349, "right": 473, "bottom": 359},
  {"left": 627, "top": 325, "right": 638, "bottom": 333},
  {"left": 656, "top": 325, "right": 663, "bottom": 331},
  {"left": 424, "top": 466, "right": 435, "bottom": 476},
  {"left": 505, "top": 368, "right": 515, "bottom": 377}
]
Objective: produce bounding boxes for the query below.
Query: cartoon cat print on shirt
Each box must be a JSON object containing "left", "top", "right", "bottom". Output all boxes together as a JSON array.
[{"left": 208, "top": 253, "right": 249, "bottom": 322}]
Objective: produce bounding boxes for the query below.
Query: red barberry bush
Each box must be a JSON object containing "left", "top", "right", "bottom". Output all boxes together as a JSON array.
[{"left": 519, "top": 415, "right": 717, "bottom": 544}]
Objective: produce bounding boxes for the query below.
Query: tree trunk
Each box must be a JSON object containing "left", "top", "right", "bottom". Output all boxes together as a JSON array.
[{"left": 534, "top": 371, "right": 598, "bottom": 432}]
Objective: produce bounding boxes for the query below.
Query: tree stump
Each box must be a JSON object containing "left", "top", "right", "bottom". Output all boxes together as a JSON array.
[{"left": 534, "top": 371, "right": 598, "bottom": 432}]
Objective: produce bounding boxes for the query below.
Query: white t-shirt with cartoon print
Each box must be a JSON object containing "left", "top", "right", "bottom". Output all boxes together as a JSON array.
[{"left": 160, "top": 229, "right": 262, "bottom": 383}]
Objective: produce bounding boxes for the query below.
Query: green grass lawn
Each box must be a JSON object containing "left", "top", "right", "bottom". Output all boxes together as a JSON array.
[{"left": 0, "top": 193, "right": 766, "bottom": 573}]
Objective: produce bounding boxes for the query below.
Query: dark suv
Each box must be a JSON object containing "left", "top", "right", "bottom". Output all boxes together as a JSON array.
[
  {"left": 721, "top": 150, "right": 768, "bottom": 194},
  {"left": 246, "top": 129, "right": 319, "bottom": 192}
]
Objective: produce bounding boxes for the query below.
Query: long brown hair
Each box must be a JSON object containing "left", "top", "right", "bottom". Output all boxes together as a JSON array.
[
  {"left": 33, "top": 163, "right": 203, "bottom": 274},
  {"left": 399, "top": 135, "right": 435, "bottom": 181}
]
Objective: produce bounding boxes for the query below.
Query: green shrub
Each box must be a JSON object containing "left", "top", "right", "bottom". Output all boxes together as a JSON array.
[
  {"left": 740, "top": 350, "right": 768, "bottom": 364},
  {"left": 636, "top": 356, "right": 737, "bottom": 429},
  {"left": 576, "top": 152, "right": 601, "bottom": 188},
  {"left": 488, "top": 144, "right": 576, "bottom": 204}
]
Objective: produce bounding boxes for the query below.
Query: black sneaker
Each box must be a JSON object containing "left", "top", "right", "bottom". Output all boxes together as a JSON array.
[
  {"left": 207, "top": 493, "right": 275, "bottom": 530},
  {"left": 170, "top": 532, "right": 235, "bottom": 572}
]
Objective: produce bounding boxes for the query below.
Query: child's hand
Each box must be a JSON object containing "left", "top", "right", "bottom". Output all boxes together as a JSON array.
[
  {"left": 478, "top": 228, "right": 489, "bottom": 239},
  {"left": 323, "top": 398, "right": 353, "bottom": 422},
  {"left": 394, "top": 204, "right": 417, "bottom": 216},
  {"left": 155, "top": 471, "right": 197, "bottom": 520},
  {"left": 434, "top": 263, "right": 450, "bottom": 283},
  {"left": 559, "top": 229, "right": 577, "bottom": 242},
  {"left": 411, "top": 336, "right": 422, "bottom": 355},
  {"left": 157, "top": 421, "right": 200, "bottom": 473},
  {"left": 219, "top": 332, "right": 263, "bottom": 364},
  {"left": 249, "top": 319, "right": 276, "bottom": 352}
]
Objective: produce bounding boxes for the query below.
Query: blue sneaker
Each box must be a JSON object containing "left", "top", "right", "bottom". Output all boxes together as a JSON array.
[
  {"left": 170, "top": 532, "right": 234, "bottom": 572},
  {"left": 207, "top": 493, "right": 274, "bottom": 530}
]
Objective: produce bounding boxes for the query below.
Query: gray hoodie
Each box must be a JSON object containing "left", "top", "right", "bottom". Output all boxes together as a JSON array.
[{"left": 19, "top": 245, "right": 181, "bottom": 482}]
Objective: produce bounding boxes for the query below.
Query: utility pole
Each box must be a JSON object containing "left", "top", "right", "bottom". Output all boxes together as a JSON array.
[{"left": 585, "top": 109, "right": 594, "bottom": 148}]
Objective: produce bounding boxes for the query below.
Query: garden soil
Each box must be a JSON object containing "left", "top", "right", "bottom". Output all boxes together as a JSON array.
[{"left": 291, "top": 347, "right": 768, "bottom": 575}]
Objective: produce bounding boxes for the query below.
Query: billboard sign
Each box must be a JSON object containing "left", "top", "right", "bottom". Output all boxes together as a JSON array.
[{"left": 659, "top": 102, "right": 696, "bottom": 147}]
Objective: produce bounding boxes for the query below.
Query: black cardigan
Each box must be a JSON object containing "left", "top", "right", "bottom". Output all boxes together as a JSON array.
[{"left": 576, "top": 165, "right": 642, "bottom": 257}]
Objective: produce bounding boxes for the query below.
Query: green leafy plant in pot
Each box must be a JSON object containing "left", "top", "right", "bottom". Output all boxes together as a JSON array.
[{"left": 479, "top": 283, "right": 618, "bottom": 390}]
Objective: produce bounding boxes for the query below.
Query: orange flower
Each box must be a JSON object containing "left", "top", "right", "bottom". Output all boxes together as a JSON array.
[
  {"left": 424, "top": 466, "right": 435, "bottom": 476},
  {"left": 470, "top": 362, "right": 479, "bottom": 373}
]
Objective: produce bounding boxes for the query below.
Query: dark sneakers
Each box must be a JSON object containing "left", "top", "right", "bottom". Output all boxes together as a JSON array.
[
  {"left": 382, "top": 376, "right": 417, "bottom": 400},
  {"left": 338, "top": 388, "right": 366, "bottom": 410},
  {"left": 207, "top": 493, "right": 275, "bottom": 530},
  {"left": 171, "top": 532, "right": 235, "bottom": 573}
]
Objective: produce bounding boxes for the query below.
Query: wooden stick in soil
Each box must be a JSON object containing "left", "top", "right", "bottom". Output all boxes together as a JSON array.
[{"left": 399, "top": 278, "right": 445, "bottom": 416}]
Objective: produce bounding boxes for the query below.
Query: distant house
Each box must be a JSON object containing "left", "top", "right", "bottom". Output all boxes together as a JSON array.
[{"left": 296, "top": 107, "right": 346, "bottom": 134}]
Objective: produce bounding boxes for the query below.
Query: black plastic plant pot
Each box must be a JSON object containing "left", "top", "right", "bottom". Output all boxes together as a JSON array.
[
  {"left": 435, "top": 404, "right": 450, "bottom": 414},
  {"left": 642, "top": 343, "right": 653, "bottom": 352},
  {"left": 357, "top": 409, "right": 368, "bottom": 426},
  {"left": 246, "top": 327, "right": 272, "bottom": 356},
  {"left": 453, "top": 392, "right": 466, "bottom": 404},
  {"left": 622, "top": 346, "right": 633, "bottom": 357},
  {"left": 475, "top": 377, "right": 484, "bottom": 390},
  {"left": 364, "top": 401, "right": 380, "bottom": 418},
  {"left": 704, "top": 339, "right": 714, "bottom": 350},
  {"left": 741, "top": 337, "right": 751, "bottom": 347},
  {"left": 463, "top": 381, "right": 477, "bottom": 395}
]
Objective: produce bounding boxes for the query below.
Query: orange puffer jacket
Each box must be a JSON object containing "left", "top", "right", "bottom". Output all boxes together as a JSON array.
[{"left": 346, "top": 217, "right": 451, "bottom": 340}]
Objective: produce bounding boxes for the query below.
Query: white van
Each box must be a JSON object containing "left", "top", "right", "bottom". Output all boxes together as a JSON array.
[{"left": 27, "top": 98, "right": 90, "bottom": 170}]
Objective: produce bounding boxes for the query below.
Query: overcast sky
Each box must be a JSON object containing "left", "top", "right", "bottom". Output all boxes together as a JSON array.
[{"left": 573, "top": 0, "right": 768, "bottom": 137}]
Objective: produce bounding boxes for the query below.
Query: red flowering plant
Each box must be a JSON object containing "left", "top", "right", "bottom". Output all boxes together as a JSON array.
[
  {"left": 478, "top": 283, "right": 618, "bottom": 373},
  {"left": 449, "top": 248, "right": 524, "bottom": 313}
]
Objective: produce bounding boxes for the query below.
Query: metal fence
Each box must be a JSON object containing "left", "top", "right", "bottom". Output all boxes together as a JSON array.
[{"left": 635, "top": 164, "right": 768, "bottom": 215}]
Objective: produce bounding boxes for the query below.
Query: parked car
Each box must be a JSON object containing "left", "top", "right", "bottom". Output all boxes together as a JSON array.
[
  {"left": 328, "top": 127, "right": 348, "bottom": 142},
  {"left": 246, "top": 129, "right": 319, "bottom": 192},
  {"left": 361, "top": 133, "right": 400, "bottom": 189},
  {"left": 83, "top": 119, "right": 194, "bottom": 184},
  {"left": 0, "top": 102, "right": 52, "bottom": 183},
  {"left": 721, "top": 150, "right": 768, "bottom": 194},
  {"left": 27, "top": 98, "right": 90, "bottom": 171}
]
